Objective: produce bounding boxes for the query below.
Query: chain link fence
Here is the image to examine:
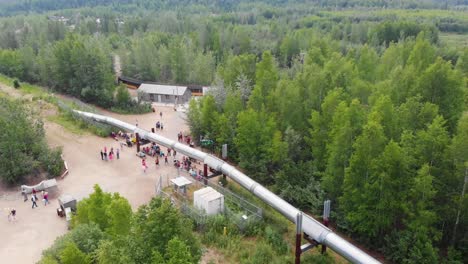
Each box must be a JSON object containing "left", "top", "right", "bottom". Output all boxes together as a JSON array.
[{"left": 155, "top": 173, "right": 263, "bottom": 231}]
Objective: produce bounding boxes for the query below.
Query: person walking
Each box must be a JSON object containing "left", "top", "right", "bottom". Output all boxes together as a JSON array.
[
  {"left": 173, "top": 149, "right": 177, "bottom": 158},
  {"left": 160, "top": 122, "right": 164, "bottom": 130},
  {"left": 109, "top": 151, "right": 113, "bottom": 161},
  {"left": 116, "top": 148, "right": 120, "bottom": 159},
  {"left": 160, "top": 111, "right": 162, "bottom": 118},
  {"left": 21, "top": 190, "right": 28, "bottom": 202},
  {"left": 104, "top": 151, "right": 108, "bottom": 161},
  {"left": 142, "top": 159, "right": 148, "bottom": 173},
  {"left": 164, "top": 155, "right": 168, "bottom": 165},
  {"left": 155, "top": 156, "right": 159, "bottom": 166},
  {"left": 10, "top": 208, "right": 16, "bottom": 221},
  {"left": 168, "top": 148, "right": 171, "bottom": 156},
  {"left": 31, "top": 195, "right": 38, "bottom": 209},
  {"left": 43, "top": 192, "right": 49, "bottom": 206},
  {"left": 100, "top": 150, "right": 104, "bottom": 160}
]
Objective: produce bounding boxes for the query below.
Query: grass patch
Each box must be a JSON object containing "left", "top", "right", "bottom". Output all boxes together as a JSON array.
[
  {"left": 110, "top": 103, "right": 153, "bottom": 114},
  {"left": 46, "top": 114, "right": 86, "bottom": 135},
  {"left": 0, "top": 74, "right": 48, "bottom": 97},
  {"left": 440, "top": 33, "right": 468, "bottom": 47}
]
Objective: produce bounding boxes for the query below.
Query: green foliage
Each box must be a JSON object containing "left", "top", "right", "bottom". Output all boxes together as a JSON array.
[
  {"left": 133, "top": 197, "right": 202, "bottom": 263},
  {"left": 301, "top": 252, "right": 335, "bottom": 264},
  {"left": 165, "top": 237, "right": 194, "bottom": 264},
  {"left": 68, "top": 223, "right": 106, "bottom": 254},
  {"left": 262, "top": 226, "right": 288, "bottom": 255},
  {"left": 106, "top": 193, "right": 133, "bottom": 237},
  {"left": 243, "top": 241, "right": 282, "bottom": 264},
  {"left": 40, "top": 147, "right": 65, "bottom": 178},
  {"left": 13, "top": 79, "right": 20, "bottom": 88},
  {"left": 60, "top": 242, "right": 91, "bottom": 264},
  {"left": 274, "top": 161, "right": 323, "bottom": 213},
  {"left": 2, "top": 1, "right": 467, "bottom": 262},
  {"left": 369, "top": 21, "right": 439, "bottom": 46},
  {"left": 72, "top": 185, "right": 133, "bottom": 235},
  {"left": 0, "top": 98, "right": 63, "bottom": 184},
  {"left": 42, "top": 188, "right": 201, "bottom": 264},
  {"left": 115, "top": 85, "right": 132, "bottom": 108},
  {"left": 248, "top": 51, "right": 278, "bottom": 111},
  {"left": 235, "top": 109, "right": 277, "bottom": 183}
]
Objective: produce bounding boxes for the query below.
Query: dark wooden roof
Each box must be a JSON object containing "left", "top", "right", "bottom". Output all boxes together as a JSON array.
[{"left": 118, "top": 76, "right": 143, "bottom": 86}]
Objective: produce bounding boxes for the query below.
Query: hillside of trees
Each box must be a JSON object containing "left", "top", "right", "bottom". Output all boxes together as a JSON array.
[
  {"left": 0, "top": 0, "right": 466, "bottom": 263},
  {"left": 0, "top": 0, "right": 467, "bottom": 16}
]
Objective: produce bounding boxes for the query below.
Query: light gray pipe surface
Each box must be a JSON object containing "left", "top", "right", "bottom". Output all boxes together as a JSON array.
[{"left": 73, "top": 110, "right": 380, "bottom": 264}]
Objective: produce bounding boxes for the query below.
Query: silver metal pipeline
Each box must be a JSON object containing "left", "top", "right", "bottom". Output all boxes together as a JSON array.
[{"left": 73, "top": 110, "right": 380, "bottom": 264}]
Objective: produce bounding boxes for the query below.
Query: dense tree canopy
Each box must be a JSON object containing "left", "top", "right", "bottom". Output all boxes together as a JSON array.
[
  {"left": 188, "top": 33, "right": 467, "bottom": 263},
  {"left": 40, "top": 185, "right": 201, "bottom": 264},
  {"left": 0, "top": 0, "right": 466, "bottom": 262}
]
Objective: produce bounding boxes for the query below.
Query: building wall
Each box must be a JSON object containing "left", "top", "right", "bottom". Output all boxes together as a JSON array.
[{"left": 140, "top": 90, "right": 192, "bottom": 104}]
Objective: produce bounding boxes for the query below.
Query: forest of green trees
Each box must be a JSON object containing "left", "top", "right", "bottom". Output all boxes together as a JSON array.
[
  {"left": 0, "top": 0, "right": 466, "bottom": 263},
  {"left": 187, "top": 34, "right": 467, "bottom": 263}
]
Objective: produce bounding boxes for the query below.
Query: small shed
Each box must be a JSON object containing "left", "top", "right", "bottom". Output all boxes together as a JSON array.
[
  {"left": 171, "top": 176, "right": 193, "bottom": 195},
  {"left": 194, "top": 187, "right": 224, "bottom": 215},
  {"left": 138, "top": 83, "right": 191, "bottom": 104}
]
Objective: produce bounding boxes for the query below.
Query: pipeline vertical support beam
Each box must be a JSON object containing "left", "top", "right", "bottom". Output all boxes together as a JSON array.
[
  {"left": 322, "top": 218, "right": 329, "bottom": 254},
  {"left": 295, "top": 212, "right": 303, "bottom": 264},
  {"left": 203, "top": 164, "right": 208, "bottom": 185},
  {"left": 136, "top": 133, "right": 140, "bottom": 152}
]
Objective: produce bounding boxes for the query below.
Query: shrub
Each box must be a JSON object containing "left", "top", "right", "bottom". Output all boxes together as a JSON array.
[
  {"left": 246, "top": 241, "right": 274, "bottom": 264},
  {"left": 263, "top": 226, "right": 288, "bottom": 255},
  {"left": 41, "top": 147, "right": 64, "bottom": 178},
  {"left": 13, "top": 79, "right": 20, "bottom": 89}
]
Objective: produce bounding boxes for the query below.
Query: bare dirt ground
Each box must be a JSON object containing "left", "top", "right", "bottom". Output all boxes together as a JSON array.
[{"left": 0, "top": 84, "right": 201, "bottom": 263}]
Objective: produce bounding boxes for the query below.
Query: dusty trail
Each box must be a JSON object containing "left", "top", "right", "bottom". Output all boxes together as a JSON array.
[{"left": 0, "top": 83, "right": 191, "bottom": 263}]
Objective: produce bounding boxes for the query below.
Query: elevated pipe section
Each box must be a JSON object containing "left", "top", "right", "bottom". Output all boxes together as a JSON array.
[{"left": 73, "top": 110, "right": 380, "bottom": 264}]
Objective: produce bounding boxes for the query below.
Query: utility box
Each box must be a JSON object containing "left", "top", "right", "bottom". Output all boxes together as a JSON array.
[{"left": 193, "top": 187, "right": 224, "bottom": 215}]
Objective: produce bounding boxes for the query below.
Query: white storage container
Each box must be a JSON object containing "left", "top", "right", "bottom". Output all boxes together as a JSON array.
[{"left": 193, "top": 187, "right": 224, "bottom": 215}]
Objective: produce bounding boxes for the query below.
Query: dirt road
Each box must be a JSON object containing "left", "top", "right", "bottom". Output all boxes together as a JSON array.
[{"left": 0, "top": 95, "right": 191, "bottom": 263}]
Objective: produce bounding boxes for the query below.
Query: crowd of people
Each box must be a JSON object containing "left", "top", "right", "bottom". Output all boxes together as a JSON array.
[
  {"left": 99, "top": 110, "right": 204, "bottom": 180},
  {"left": 28, "top": 189, "right": 49, "bottom": 209},
  {"left": 100, "top": 146, "right": 120, "bottom": 161},
  {"left": 6, "top": 188, "right": 51, "bottom": 222}
]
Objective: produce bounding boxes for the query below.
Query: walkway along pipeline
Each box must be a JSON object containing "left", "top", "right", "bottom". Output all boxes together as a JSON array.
[{"left": 73, "top": 110, "right": 380, "bottom": 264}]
